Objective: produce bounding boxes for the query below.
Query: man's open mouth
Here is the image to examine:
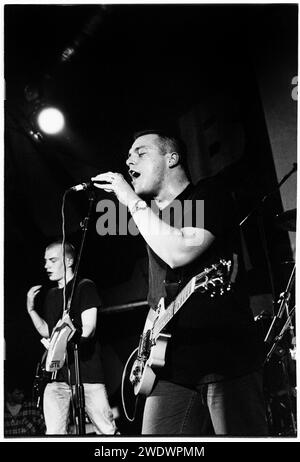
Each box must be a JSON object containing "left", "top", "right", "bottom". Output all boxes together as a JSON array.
[{"left": 129, "top": 170, "right": 141, "bottom": 180}]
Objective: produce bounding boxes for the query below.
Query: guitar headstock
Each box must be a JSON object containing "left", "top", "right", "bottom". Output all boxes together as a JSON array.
[{"left": 194, "top": 259, "right": 232, "bottom": 297}]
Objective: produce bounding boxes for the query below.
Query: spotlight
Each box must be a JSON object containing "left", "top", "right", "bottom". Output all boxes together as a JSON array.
[{"left": 37, "top": 107, "right": 65, "bottom": 135}]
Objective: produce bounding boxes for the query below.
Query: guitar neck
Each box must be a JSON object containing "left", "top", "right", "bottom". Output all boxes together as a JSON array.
[
  {"left": 152, "top": 276, "right": 196, "bottom": 339},
  {"left": 150, "top": 260, "right": 230, "bottom": 341}
]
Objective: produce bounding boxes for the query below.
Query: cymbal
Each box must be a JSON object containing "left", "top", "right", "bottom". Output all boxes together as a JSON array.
[{"left": 276, "top": 209, "right": 296, "bottom": 232}]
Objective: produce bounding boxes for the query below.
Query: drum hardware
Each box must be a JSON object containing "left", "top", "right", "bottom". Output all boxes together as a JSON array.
[
  {"left": 264, "top": 265, "right": 295, "bottom": 357},
  {"left": 239, "top": 163, "right": 297, "bottom": 436},
  {"left": 264, "top": 305, "right": 295, "bottom": 364},
  {"left": 263, "top": 263, "right": 296, "bottom": 436}
]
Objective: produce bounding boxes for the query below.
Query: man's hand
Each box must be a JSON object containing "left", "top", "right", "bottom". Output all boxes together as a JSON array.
[
  {"left": 27, "top": 285, "right": 42, "bottom": 313},
  {"left": 91, "top": 172, "right": 139, "bottom": 208},
  {"left": 26, "top": 285, "right": 49, "bottom": 338}
]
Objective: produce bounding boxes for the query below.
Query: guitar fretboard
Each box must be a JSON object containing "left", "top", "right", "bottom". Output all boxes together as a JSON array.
[
  {"left": 152, "top": 276, "right": 196, "bottom": 339},
  {"left": 151, "top": 260, "right": 229, "bottom": 341}
]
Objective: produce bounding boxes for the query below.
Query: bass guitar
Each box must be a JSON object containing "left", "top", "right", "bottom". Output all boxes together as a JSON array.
[{"left": 129, "top": 259, "right": 233, "bottom": 396}]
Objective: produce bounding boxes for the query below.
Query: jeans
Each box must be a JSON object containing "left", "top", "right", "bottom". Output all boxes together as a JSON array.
[
  {"left": 142, "top": 371, "right": 268, "bottom": 436},
  {"left": 43, "top": 382, "right": 117, "bottom": 435}
]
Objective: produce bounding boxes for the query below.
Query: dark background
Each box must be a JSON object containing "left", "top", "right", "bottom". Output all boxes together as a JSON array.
[{"left": 4, "top": 4, "right": 297, "bottom": 435}]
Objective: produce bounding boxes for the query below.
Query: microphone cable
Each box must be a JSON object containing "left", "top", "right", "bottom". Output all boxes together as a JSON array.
[{"left": 121, "top": 347, "right": 140, "bottom": 422}]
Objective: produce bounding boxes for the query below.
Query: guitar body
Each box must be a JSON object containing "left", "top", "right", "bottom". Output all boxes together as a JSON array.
[
  {"left": 133, "top": 332, "right": 171, "bottom": 396},
  {"left": 45, "top": 313, "right": 76, "bottom": 372},
  {"left": 130, "top": 297, "right": 171, "bottom": 396},
  {"left": 32, "top": 314, "right": 77, "bottom": 405}
]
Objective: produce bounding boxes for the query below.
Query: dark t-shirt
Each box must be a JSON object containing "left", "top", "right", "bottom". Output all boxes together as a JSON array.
[
  {"left": 147, "top": 177, "right": 264, "bottom": 386},
  {"left": 43, "top": 278, "right": 104, "bottom": 384}
]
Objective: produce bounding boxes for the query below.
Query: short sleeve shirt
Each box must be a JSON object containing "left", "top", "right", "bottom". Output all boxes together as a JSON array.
[
  {"left": 147, "top": 177, "right": 264, "bottom": 386},
  {"left": 43, "top": 278, "right": 104, "bottom": 384}
]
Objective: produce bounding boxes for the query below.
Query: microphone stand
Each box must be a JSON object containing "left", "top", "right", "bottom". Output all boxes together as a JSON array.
[{"left": 66, "top": 188, "right": 96, "bottom": 436}]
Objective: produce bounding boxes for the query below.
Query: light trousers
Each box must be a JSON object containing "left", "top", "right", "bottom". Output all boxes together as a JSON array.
[{"left": 43, "top": 381, "right": 117, "bottom": 435}]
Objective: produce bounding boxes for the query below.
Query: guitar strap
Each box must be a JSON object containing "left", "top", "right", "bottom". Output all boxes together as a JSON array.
[{"left": 164, "top": 278, "right": 181, "bottom": 306}]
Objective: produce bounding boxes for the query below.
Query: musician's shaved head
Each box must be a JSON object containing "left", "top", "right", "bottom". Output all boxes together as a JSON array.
[{"left": 46, "top": 240, "right": 76, "bottom": 264}]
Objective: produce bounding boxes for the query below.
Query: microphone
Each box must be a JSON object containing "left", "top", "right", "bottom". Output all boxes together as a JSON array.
[
  {"left": 68, "top": 181, "right": 94, "bottom": 192},
  {"left": 68, "top": 178, "right": 112, "bottom": 192}
]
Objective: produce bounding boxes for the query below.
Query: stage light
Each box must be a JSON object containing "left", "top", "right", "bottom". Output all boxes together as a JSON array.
[{"left": 37, "top": 107, "right": 65, "bottom": 135}]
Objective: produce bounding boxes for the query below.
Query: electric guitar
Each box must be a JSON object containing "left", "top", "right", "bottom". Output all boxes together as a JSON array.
[
  {"left": 44, "top": 311, "right": 77, "bottom": 372},
  {"left": 129, "top": 259, "right": 233, "bottom": 396},
  {"left": 44, "top": 279, "right": 87, "bottom": 372}
]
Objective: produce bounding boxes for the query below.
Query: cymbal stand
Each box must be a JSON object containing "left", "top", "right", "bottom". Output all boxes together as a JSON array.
[
  {"left": 263, "top": 264, "right": 296, "bottom": 436},
  {"left": 264, "top": 264, "right": 295, "bottom": 357},
  {"left": 264, "top": 305, "right": 295, "bottom": 364}
]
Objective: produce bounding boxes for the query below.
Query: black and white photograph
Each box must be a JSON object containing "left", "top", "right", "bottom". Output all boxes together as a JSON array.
[{"left": 3, "top": 1, "right": 298, "bottom": 447}]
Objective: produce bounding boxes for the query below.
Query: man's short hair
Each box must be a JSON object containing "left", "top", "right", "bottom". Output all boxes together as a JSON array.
[
  {"left": 46, "top": 240, "right": 76, "bottom": 261},
  {"left": 133, "top": 128, "right": 189, "bottom": 171}
]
